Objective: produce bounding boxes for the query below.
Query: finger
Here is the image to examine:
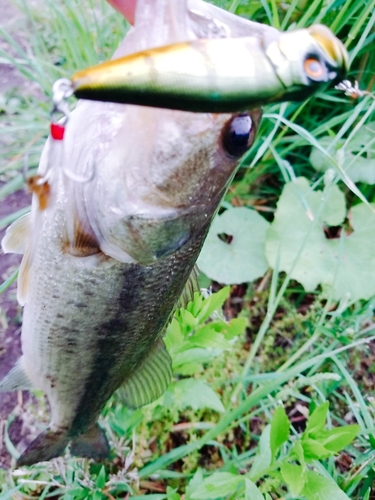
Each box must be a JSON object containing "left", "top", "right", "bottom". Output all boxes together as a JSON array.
[{"left": 106, "top": 0, "right": 137, "bottom": 24}]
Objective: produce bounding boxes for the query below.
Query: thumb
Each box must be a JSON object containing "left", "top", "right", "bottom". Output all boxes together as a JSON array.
[{"left": 106, "top": 0, "right": 137, "bottom": 24}]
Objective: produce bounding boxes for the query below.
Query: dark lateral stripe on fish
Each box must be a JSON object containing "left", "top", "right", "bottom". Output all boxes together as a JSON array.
[{"left": 69, "top": 264, "right": 151, "bottom": 432}]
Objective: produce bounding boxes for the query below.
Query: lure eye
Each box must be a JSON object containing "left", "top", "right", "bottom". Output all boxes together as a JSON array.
[
  {"left": 223, "top": 114, "right": 254, "bottom": 157},
  {"left": 304, "top": 57, "right": 326, "bottom": 81}
]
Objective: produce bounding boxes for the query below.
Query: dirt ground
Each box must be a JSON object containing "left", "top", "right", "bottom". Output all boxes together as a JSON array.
[{"left": 0, "top": 0, "right": 38, "bottom": 468}]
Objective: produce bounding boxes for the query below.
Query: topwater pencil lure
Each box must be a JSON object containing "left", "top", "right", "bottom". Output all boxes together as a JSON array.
[{"left": 55, "top": 23, "right": 348, "bottom": 113}]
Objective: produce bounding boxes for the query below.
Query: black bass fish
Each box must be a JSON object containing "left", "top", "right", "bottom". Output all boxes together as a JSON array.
[{"left": 0, "top": 0, "right": 347, "bottom": 466}]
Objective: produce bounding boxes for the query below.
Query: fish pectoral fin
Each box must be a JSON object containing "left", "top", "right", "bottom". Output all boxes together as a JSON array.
[
  {"left": 17, "top": 243, "right": 32, "bottom": 306},
  {"left": 175, "top": 264, "right": 200, "bottom": 311},
  {"left": 2, "top": 212, "right": 35, "bottom": 305},
  {"left": 17, "top": 425, "right": 69, "bottom": 466},
  {"left": 70, "top": 423, "right": 109, "bottom": 459},
  {"left": 64, "top": 216, "right": 101, "bottom": 257},
  {"left": 0, "top": 357, "right": 33, "bottom": 392},
  {"left": 1, "top": 212, "right": 31, "bottom": 254},
  {"left": 117, "top": 337, "right": 172, "bottom": 408}
]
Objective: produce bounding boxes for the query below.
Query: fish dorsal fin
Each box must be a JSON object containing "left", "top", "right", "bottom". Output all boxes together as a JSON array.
[
  {"left": 117, "top": 337, "right": 172, "bottom": 408},
  {"left": 0, "top": 357, "right": 33, "bottom": 392},
  {"left": 1, "top": 213, "right": 31, "bottom": 255},
  {"left": 175, "top": 264, "right": 200, "bottom": 311}
]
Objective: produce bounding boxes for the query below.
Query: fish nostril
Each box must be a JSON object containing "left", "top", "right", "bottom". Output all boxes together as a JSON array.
[{"left": 222, "top": 114, "right": 254, "bottom": 157}]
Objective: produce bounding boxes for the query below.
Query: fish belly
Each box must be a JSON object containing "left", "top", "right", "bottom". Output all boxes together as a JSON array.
[{"left": 22, "top": 212, "right": 205, "bottom": 436}]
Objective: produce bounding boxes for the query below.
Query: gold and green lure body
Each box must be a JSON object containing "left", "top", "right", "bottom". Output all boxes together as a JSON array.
[{"left": 70, "top": 24, "right": 348, "bottom": 113}]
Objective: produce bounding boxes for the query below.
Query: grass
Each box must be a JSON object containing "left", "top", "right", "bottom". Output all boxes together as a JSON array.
[{"left": 1, "top": 0, "right": 375, "bottom": 498}]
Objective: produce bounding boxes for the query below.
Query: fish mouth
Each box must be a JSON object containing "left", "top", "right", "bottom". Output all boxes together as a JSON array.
[{"left": 307, "top": 24, "right": 349, "bottom": 85}]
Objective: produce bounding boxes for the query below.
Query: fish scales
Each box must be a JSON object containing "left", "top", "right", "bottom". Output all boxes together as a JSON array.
[
  {"left": 21, "top": 109, "right": 236, "bottom": 435},
  {"left": 0, "top": 0, "right": 348, "bottom": 466}
]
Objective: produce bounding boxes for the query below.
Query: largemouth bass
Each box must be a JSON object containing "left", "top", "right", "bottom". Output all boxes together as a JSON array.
[{"left": 0, "top": 0, "right": 347, "bottom": 467}]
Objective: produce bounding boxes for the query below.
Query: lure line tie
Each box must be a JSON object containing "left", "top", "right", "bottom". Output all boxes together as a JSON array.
[{"left": 24, "top": 77, "right": 94, "bottom": 196}]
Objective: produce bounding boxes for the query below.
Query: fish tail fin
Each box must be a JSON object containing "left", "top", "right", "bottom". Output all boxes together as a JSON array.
[
  {"left": 17, "top": 426, "right": 69, "bottom": 466},
  {"left": 70, "top": 423, "right": 109, "bottom": 459}
]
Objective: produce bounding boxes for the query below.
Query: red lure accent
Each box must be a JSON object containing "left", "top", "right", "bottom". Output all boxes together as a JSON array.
[{"left": 50, "top": 123, "right": 65, "bottom": 141}]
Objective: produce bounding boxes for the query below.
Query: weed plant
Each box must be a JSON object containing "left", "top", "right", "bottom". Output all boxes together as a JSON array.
[{"left": 0, "top": 0, "right": 375, "bottom": 498}]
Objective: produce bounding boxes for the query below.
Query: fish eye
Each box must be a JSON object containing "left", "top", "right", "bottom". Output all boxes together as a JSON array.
[
  {"left": 223, "top": 114, "right": 254, "bottom": 157},
  {"left": 304, "top": 57, "right": 326, "bottom": 81}
]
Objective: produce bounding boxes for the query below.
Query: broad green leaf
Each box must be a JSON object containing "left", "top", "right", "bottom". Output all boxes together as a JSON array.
[
  {"left": 280, "top": 462, "right": 305, "bottom": 496},
  {"left": 167, "top": 378, "right": 224, "bottom": 413},
  {"left": 164, "top": 318, "right": 184, "bottom": 352},
  {"left": 301, "top": 438, "right": 333, "bottom": 460},
  {"left": 315, "top": 425, "right": 360, "bottom": 452},
  {"left": 310, "top": 125, "right": 375, "bottom": 185},
  {"left": 305, "top": 402, "right": 329, "bottom": 436},
  {"left": 249, "top": 425, "right": 272, "bottom": 480},
  {"left": 292, "top": 440, "right": 306, "bottom": 468},
  {"left": 265, "top": 177, "right": 343, "bottom": 291},
  {"left": 131, "top": 496, "right": 167, "bottom": 500},
  {"left": 301, "top": 471, "right": 351, "bottom": 500},
  {"left": 265, "top": 177, "right": 375, "bottom": 301},
  {"left": 172, "top": 348, "right": 222, "bottom": 369},
  {"left": 187, "top": 326, "right": 231, "bottom": 350},
  {"left": 179, "top": 309, "right": 199, "bottom": 332},
  {"left": 166, "top": 487, "right": 180, "bottom": 500},
  {"left": 95, "top": 466, "right": 106, "bottom": 489},
  {"left": 187, "top": 292, "right": 205, "bottom": 318},
  {"left": 244, "top": 478, "right": 264, "bottom": 500},
  {"left": 224, "top": 317, "right": 247, "bottom": 339},
  {"left": 363, "top": 487, "right": 371, "bottom": 500},
  {"left": 323, "top": 203, "right": 375, "bottom": 302},
  {"left": 175, "top": 362, "right": 204, "bottom": 376},
  {"left": 321, "top": 183, "right": 347, "bottom": 227},
  {"left": 270, "top": 406, "right": 290, "bottom": 459},
  {"left": 186, "top": 469, "right": 204, "bottom": 500},
  {"left": 196, "top": 287, "right": 231, "bottom": 324},
  {"left": 190, "top": 472, "right": 243, "bottom": 499},
  {"left": 198, "top": 207, "right": 270, "bottom": 284}
]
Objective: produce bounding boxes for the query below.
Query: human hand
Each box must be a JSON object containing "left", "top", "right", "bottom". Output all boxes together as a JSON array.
[{"left": 106, "top": 0, "right": 137, "bottom": 24}]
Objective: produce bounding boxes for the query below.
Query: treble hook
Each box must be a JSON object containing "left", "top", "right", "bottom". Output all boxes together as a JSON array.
[
  {"left": 23, "top": 77, "right": 95, "bottom": 191},
  {"left": 50, "top": 79, "right": 95, "bottom": 184},
  {"left": 335, "top": 79, "right": 375, "bottom": 100}
]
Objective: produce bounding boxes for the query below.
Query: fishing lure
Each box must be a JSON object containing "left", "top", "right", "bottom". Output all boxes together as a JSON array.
[
  {"left": 57, "top": 24, "right": 348, "bottom": 113},
  {"left": 23, "top": 80, "right": 95, "bottom": 210}
]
